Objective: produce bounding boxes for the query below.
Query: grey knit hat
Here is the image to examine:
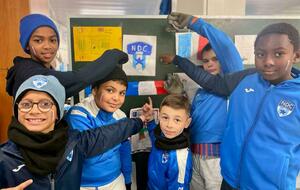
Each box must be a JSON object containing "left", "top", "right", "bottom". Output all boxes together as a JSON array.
[{"left": 14, "top": 75, "right": 65, "bottom": 121}]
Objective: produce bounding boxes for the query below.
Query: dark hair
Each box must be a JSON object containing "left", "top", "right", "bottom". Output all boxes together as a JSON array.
[
  {"left": 254, "top": 22, "right": 299, "bottom": 51},
  {"left": 160, "top": 94, "right": 190, "bottom": 115},
  {"left": 92, "top": 80, "right": 127, "bottom": 90},
  {"left": 201, "top": 43, "right": 212, "bottom": 58}
]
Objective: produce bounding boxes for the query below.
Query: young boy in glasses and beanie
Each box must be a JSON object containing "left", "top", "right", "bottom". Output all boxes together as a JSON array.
[
  {"left": 66, "top": 66, "right": 132, "bottom": 190},
  {"left": 6, "top": 13, "right": 128, "bottom": 99},
  {"left": 0, "top": 75, "right": 152, "bottom": 189}
]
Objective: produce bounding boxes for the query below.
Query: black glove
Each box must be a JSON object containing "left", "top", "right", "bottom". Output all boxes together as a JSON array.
[
  {"left": 101, "top": 49, "right": 129, "bottom": 65},
  {"left": 125, "top": 183, "right": 132, "bottom": 190},
  {"left": 166, "top": 12, "right": 193, "bottom": 32}
]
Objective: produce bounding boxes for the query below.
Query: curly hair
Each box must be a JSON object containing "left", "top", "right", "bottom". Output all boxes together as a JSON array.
[{"left": 254, "top": 22, "right": 299, "bottom": 51}]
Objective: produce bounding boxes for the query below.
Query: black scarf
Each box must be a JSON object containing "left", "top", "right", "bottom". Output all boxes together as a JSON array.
[
  {"left": 154, "top": 126, "right": 190, "bottom": 150},
  {"left": 8, "top": 117, "right": 68, "bottom": 176}
]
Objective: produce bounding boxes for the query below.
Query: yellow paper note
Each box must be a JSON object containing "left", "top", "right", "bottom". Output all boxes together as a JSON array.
[{"left": 73, "top": 26, "right": 122, "bottom": 62}]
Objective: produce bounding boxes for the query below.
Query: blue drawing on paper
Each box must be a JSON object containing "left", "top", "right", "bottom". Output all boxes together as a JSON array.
[
  {"left": 127, "top": 42, "right": 152, "bottom": 70},
  {"left": 178, "top": 33, "right": 192, "bottom": 58}
]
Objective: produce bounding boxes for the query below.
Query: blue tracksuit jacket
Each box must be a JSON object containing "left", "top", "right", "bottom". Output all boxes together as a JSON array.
[
  {"left": 65, "top": 96, "right": 132, "bottom": 186},
  {"left": 173, "top": 54, "right": 300, "bottom": 189},
  {"left": 0, "top": 117, "right": 142, "bottom": 190},
  {"left": 147, "top": 121, "right": 192, "bottom": 190},
  {"left": 187, "top": 18, "right": 243, "bottom": 143}
]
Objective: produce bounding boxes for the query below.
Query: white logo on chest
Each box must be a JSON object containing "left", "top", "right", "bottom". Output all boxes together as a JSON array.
[
  {"left": 244, "top": 88, "right": 254, "bottom": 93},
  {"left": 277, "top": 100, "right": 295, "bottom": 117},
  {"left": 162, "top": 152, "right": 169, "bottom": 164},
  {"left": 12, "top": 164, "right": 25, "bottom": 172}
]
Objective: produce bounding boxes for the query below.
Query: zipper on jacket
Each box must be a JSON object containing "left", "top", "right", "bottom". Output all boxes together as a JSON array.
[
  {"left": 236, "top": 85, "right": 273, "bottom": 188},
  {"left": 49, "top": 174, "right": 55, "bottom": 190}
]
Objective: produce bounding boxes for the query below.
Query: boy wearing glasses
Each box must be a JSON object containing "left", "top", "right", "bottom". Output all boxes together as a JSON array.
[{"left": 0, "top": 75, "right": 152, "bottom": 189}]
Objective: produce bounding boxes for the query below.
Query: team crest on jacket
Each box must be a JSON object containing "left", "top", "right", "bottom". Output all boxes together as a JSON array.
[
  {"left": 162, "top": 152, "right": 169, "bottom": 163},
  {"left": 277, "top": 100, "right": 295, "bottom": 117}
]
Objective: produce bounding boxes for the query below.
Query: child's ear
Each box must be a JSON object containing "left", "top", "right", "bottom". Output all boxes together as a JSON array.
[
  {"left": 294, "top": 50, "right": 300, "bottom": 63},
  {"left": 92, "top": 88, "right": 97, "bottom": 96},
  {"left": 185, "top": 117, "right": 192, "bottom": 128}
]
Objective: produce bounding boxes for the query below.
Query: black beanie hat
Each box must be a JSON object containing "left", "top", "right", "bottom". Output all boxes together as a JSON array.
[{"left": 92, "top": 66, "right": 127, "bottom": 89}]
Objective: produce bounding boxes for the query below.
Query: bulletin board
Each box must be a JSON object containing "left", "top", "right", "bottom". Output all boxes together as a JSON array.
[{"left": 69, "top": 16, "right": 300, "bottom": 115}]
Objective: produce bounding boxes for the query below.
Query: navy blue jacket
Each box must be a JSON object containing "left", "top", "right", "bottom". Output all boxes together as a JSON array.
[
  {"left": 6, "top": 49, "right": 128, "bottom": 98},
  {"left": 0, "top": 117, "right": 142, "bottom": 190}
]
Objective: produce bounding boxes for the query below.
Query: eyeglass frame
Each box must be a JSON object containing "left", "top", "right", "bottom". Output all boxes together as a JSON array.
[{"left": 17, "top": 99, "right": 55, "bottom": 113}]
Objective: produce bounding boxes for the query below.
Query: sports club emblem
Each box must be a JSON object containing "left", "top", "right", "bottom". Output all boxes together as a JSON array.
[
  {"left": 162, "top": 151, "right": 169, "bottom": 164},
  {"left": 127, "top": 42, "right": 152, "bottom": 70},
  {"left": 277, "top": 99, "right": 295, "bottom": 117},
  {"left": 66, "top": 150, "right": 74, "bottom": 162},
  {"left": 32, "top": 77, "right": 48, "bottom": 88}
]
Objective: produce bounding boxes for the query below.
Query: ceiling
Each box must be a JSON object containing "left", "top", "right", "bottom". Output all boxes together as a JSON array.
[
  {"left": 48, "top": 0, "right": 162, "bottom": 25},
  {"left": 48, "top": 0, "right": 300, "bottom": 26}
]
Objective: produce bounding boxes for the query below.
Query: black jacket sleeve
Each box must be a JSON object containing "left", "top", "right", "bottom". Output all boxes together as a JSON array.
[
  {"left": 6, "top": 49, "right": 128, "bottom": 98},
  {"left": 78, "top": 118, "right": 143, "bottom": 158},
  {"left": 173, "top": 55, "right": 257, "bottom": 96}
]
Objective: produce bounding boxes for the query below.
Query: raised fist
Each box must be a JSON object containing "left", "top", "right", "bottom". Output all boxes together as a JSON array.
[{"left": 167, "top": 12, "right": 192, "bottom": 32}]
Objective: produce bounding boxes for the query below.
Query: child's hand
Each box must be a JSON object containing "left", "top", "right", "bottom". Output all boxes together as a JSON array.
[
  {"left": 2, "top": 179, "right": 33, "bottom": 190},
  {"left": 167, "top": 12, "right": 193, "bottom": 31},
  {"left": 140, "top": 97, "right": 154, "bottom": 122},
  {"left": 159, "top": 54, "right": 175, "bottom": 64}
]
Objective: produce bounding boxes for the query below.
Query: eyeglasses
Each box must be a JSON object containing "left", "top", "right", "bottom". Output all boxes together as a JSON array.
[{"left": 17, "top": 99, "right": 54, "bottom": 113}]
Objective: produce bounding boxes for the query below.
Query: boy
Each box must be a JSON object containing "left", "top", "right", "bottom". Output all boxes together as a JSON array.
[
  {"left": 168, "top": 12, "right": 300, "bottom": 189},
  {"left": 162, "top": 13, "right": 244, "bottom": 190},
  {"left": 189, "top": 43, "right": 238, "bottom": 190},
  {"left": 145, "top": 94, "right": 192, "bottom": 190},
  {"left": 0, "top": 75, "right": 152, "bottom": 189},
  {"left": 66, "top": 66, "right": 132, "bottom": 190},
  {"left": 6, "top": 13, "right": 128, "bottom": 98}
]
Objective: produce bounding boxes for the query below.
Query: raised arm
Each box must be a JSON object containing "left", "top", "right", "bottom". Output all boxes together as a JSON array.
[
  {"left": 173, "top": 56, "right": 257, "bottom": 96},
  {"left": 7, "top": 49, "right": 128, "bottom": 98},
  {"left": 167, "top": 12, "right": 243, "bottom": 73},
  {"left": 78, "top": 118, "right": 143, "bottom": 158}
]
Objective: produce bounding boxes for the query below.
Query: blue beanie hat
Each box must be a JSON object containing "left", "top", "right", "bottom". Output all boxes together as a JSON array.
[
  {"left": 14, "top": 75, "right": 65, "bottom": 121},
  {"left": 19, "top": 14, "right": 60, "bottom": 54}
]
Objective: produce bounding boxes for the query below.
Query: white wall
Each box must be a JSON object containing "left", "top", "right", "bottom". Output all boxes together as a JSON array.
[
  {"left": 173, "top": 0, "right": 206, "bottom": 15},
  {"left": 29, "top": 0, "right": 69, "bottom": 71},
  {"left": 29, "top": 0, "right": 49, "bottom": 15},
  {"left": 173, "top": 0, "right": 245, "bottom": 15}
]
